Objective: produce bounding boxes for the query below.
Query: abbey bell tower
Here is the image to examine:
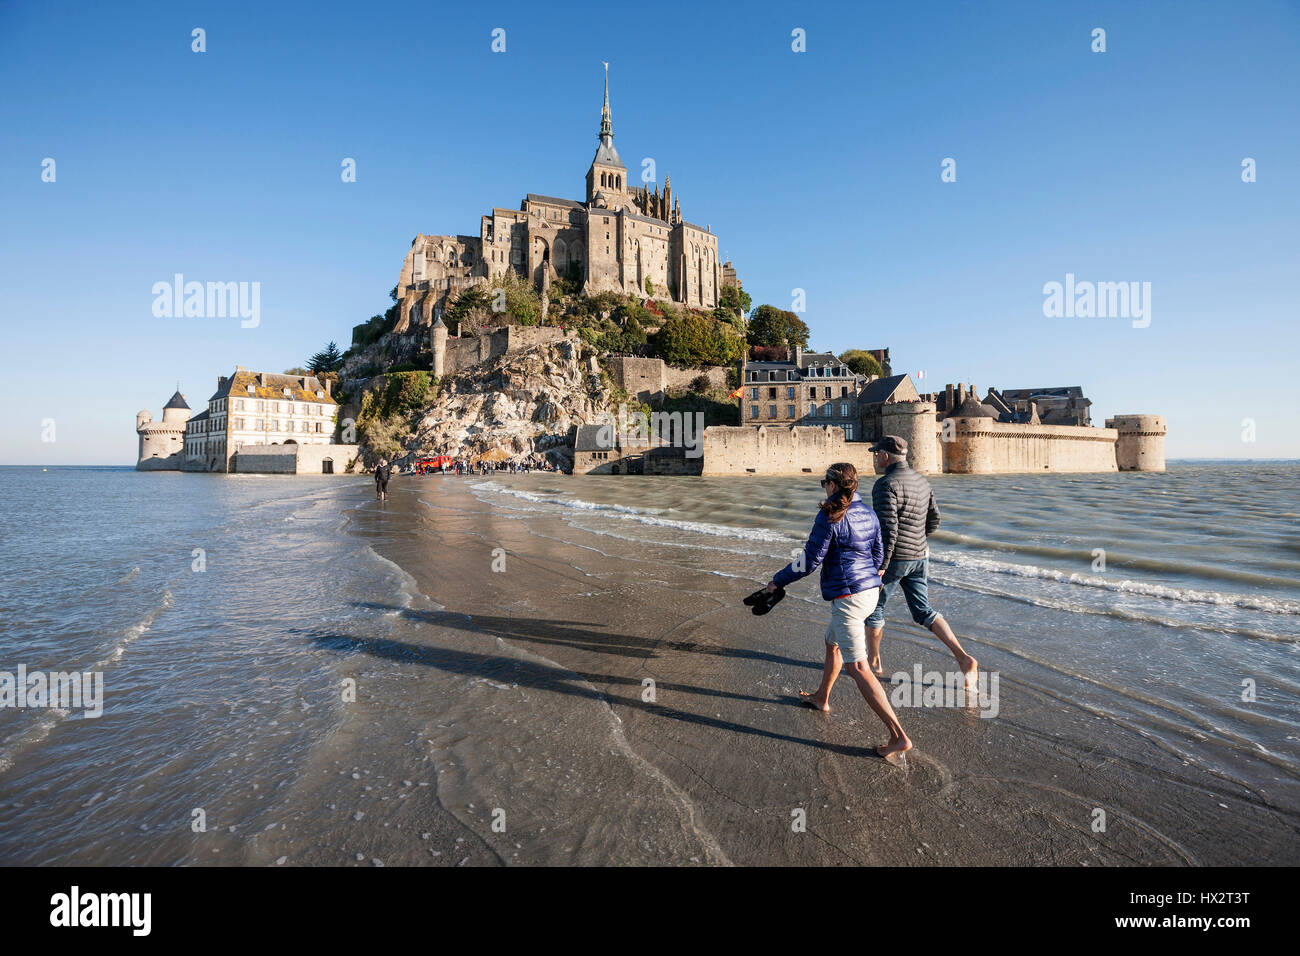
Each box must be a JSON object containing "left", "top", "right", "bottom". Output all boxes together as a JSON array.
[{"left": 586, "top": 62, "right": 627, "bottom": 209}]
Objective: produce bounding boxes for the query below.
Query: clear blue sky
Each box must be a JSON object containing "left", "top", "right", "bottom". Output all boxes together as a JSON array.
[{"left": 2, "top": 0, "right": 1297, "bottom": 463}]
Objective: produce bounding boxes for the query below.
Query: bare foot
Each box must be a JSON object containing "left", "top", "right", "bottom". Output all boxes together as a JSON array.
[
  {"left": 798, "top": 690, "right": 830, "bottom": 712},
  {"left": 868, "top": 658, "right": 885, "bottom": 678},
  {"left": 876, "top": 734, "right": 912, "bottom": 765},
  {"left": 960, "top": 656, "right": 979, "bottom": 696}
]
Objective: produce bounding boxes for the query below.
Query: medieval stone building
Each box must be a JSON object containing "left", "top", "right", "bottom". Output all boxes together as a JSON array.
[{"left": 393, "top": 66, "right": 735, "bottom": 336}]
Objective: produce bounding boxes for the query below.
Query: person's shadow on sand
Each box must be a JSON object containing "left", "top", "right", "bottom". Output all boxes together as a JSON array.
[
  {"left": 348, "top": 601, "right": 822, "bottom": 671},
  {"left": 301, "top": 622, "right": 891, "bottom": 761}
]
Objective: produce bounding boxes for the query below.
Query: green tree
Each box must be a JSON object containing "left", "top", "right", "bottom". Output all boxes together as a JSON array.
[
  {"left": 283, "top": 366, "right": 310, "bottom": 376},
  {"left": 653, "top": 313, "right": 742, "bottom": 367},
  {"left": 447, "top": 286, "right": 491, "bottom": 333},
  {"left": 746, "top": 305, "right": 809, "bottom": 350},
  {"left": 489, "top": 272, "right": 542, "bottom": 326},
  {"left": 839, "top": 349, "right": 884, "bottom": 378},
  {"left": 308, "top": 341, "right": 344, "bottom": 374},
  {"left": 719, "top": 283, "right": 751, "bottom": 316}
]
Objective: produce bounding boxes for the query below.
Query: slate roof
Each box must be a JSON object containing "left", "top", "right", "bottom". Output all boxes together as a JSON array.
[
  {"left": 859, "top": 374, "right": 911, "bottom": 405},
  {"left": 1000, "top": 386, "right": 1088, "bottom": 403},
  {"left": 213, "top": 370, "right": 338, "bottom": 405},
  {"left": 575, "top": 424, "right": 614, "bottom": 452},
  {"left": 164, "top": 391, "right": 190, "bottom": 410},
  {"left": 592, "top": 139, "right": 625, "bottom": 169},
  {"left": 954, "top": 396, "right": 995, "bottom": 418},
  {"left": 525, "top": 194, "right": 584, "bottom": 209}
]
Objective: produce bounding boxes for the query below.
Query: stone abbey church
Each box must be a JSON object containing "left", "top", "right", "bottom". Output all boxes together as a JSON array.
[{"left": 393, "top": 67, "right": 736, "bottom": 335}]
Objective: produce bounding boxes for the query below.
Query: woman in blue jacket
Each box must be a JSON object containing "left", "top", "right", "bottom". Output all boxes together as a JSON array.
[{"left": 766, "top": 462, "right": 912, "bottom": 761}]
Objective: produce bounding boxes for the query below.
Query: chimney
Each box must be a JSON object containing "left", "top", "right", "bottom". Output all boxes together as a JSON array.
[
  {"left": 324, "top": 378, "right": 332, "bottom": 397},
  {"left": 944, "top": 383, "right": 954, "bottom": 411},
  {"left": 792, "top": 343, "right": 803, "bottom": 367},
  {"left": 217, "top": 375, "right": 228, "bottom": 391},
  {"left": 971, "top": 383, "right": 978, "bottom": 403},
  {"left": 956, "top": 384, "right": 967, "bottom": 406}
]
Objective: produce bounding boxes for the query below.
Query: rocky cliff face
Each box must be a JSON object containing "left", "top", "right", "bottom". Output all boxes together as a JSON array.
[{"left": 401, "top": 338, "right": 611, "bottom": 467}]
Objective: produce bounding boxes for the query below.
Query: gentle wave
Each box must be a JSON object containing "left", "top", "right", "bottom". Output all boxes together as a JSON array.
[
  {"left": 932, "top": 531, "right": 1300, "bottom": 591},
  {"left": 948, "top": 578, "right": 1294, "bottom": 644},
  {"left": 101, "top": 589, "right": 174, "bottom": 666},
  {"left": 0, "top": 708, "right": 70, "bottom": 776},
  {"left": 470, "top": 481, "right": 795, "bottom": 543},
  {"left": 931, "top": 551, "right": 1300, "bottom": 617},
  {"left": 470, "top": 481, "right": 1300, "bottom": 620}
]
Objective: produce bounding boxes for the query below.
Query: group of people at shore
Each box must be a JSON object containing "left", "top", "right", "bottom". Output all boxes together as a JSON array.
[
  {"left": 410, "top": 459, "right": 557, "bottom": 477},
  {"left": 765, "top": 436, "right": 979, "bottom": 761},
  {"left": 372, "top": 455, "right": 558, "bottom": 499}
]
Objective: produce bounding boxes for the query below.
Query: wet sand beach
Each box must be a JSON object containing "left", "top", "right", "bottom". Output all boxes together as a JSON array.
[
  {"left": 268, "top": 474, "right": 1297, "bottom": 866},
  {"left": 2, "top": 466, "right": 1295, "bottom": 866}
]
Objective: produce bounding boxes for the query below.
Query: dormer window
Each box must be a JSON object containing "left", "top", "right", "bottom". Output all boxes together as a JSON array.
[
  {"left": 316, "top": 390, "right": 324, "bottom": 399},
  {"left": 283, "top": 387, "right": 292, "bottom": 397},
  {"left": 245, "top": 384, "right": 255, "bottom": 394}
]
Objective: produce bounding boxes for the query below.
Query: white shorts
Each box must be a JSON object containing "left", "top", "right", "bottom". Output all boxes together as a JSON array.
[{"left": 824, "top": 589, "right": 880, "bottom": 663}]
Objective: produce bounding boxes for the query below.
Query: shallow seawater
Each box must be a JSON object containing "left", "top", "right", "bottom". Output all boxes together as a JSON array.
[
  {"left": 461, "top": 465, "right": 1300, "bottom": 780},
  {"left": 0, "top": 463, "right": 1296, "bottom": 865}
]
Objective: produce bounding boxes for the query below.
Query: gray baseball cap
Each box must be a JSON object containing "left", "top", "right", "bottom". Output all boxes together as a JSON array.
[{"left": 868, "top": 435, "right": 908, "bottom": 455}]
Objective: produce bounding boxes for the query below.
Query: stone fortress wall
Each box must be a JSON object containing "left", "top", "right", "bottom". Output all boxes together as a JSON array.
[
  {"left": 699, "top": 409, "right": 1166, "bottom": 477},
  {"left": 433, "top": 323, "right": 574, "bottom": 379},
  {"left": 940, "top": 419, "right": 1120, "bottom": 474},
  {"left": 229, "top": 443, "right": 360, "bottom": 475},
  {"left": 605, "top": 355, "right": 730, "bottom": 407},
  {"left": 701, "top": 425, "right": 873, "bottom": 477}
]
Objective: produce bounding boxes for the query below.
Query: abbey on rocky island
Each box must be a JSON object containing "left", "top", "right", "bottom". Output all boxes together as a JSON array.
[{"left": 392, "top": 65, "right": 737, "bottom": 337}]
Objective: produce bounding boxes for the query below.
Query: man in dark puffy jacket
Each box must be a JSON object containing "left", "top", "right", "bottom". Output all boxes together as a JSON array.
[{"left": 867, "top": 436, "right": 978, "bottom": 688}]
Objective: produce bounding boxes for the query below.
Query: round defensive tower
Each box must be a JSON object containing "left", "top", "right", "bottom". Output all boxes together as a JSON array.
[
  {"left": 880, "top": 400, "right": 939, "bottom": 474},
  {"left": 941, "top": 396, "right": 997, "bottom": 473},
  {"left": 1107, "top": 414, "right": 1166, "bottom": 472},
  {"left": 136, "top": 392, "right": 190, "bottom": 469},
  {"left": 160, "top": 390, "right": 191, "bottom": 424}
]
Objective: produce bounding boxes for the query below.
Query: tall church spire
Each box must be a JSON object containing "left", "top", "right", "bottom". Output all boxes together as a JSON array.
[
  {"left": 600, "top": 61, "right": 612, "bottom": 140},
  {"left": 586, "top": 61, "right": 626, "bottom": 206}
]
